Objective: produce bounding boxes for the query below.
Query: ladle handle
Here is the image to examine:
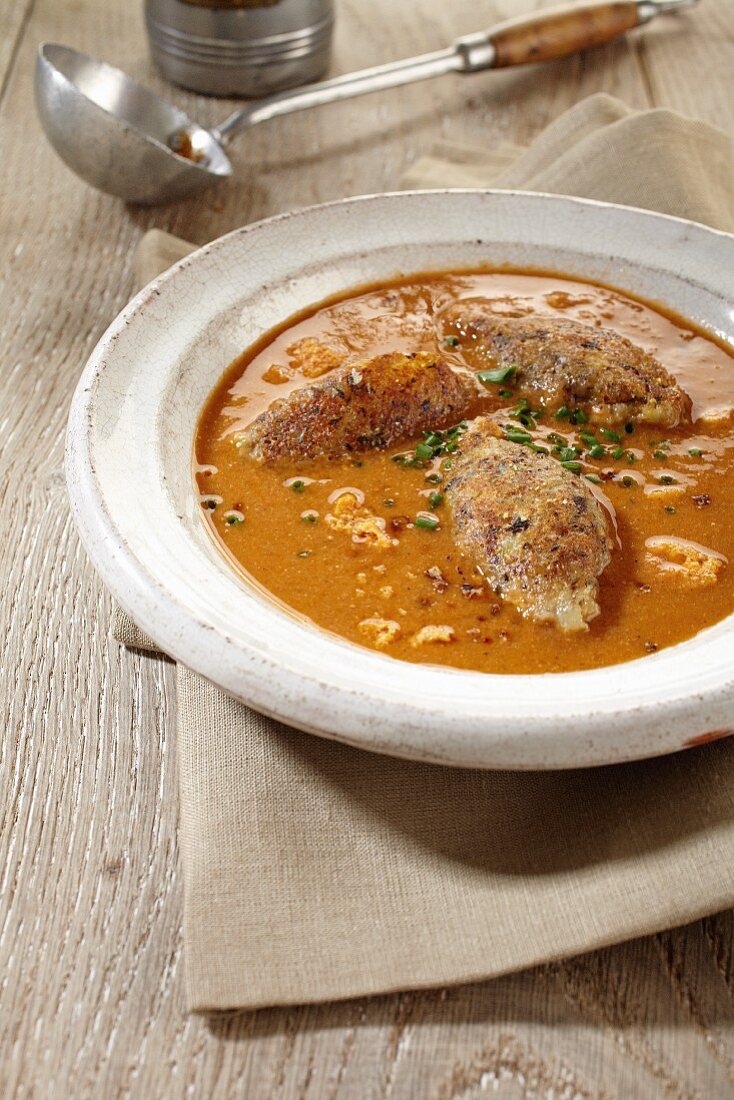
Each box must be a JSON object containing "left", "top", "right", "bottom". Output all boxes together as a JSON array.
[{"left": 212, "top": 0, "right": 697, "bottom": 146}]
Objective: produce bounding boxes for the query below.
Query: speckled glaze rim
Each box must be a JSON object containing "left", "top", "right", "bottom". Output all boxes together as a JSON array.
[{"left": 66, "top": 190, "right": 734, "bottom": 769}]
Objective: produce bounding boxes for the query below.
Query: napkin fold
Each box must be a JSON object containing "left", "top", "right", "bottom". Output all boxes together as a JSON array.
[{"left": 114, "top": 94, "right": 734, "bottom": 1012}]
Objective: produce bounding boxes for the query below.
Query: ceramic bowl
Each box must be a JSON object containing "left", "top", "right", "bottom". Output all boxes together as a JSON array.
[{"left": 66, "top": 190, "right": 734, "bottom": 769}]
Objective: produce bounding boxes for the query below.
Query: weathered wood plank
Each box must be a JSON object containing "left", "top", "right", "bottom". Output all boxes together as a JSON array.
[{"left": 0, "top": 0, "right": 34, "bottom": 100}]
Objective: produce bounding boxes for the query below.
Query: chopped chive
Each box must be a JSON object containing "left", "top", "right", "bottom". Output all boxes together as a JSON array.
[
  {"left": 653, "top": 450, "right": 668, "bottom": 461},
  {"left": 559, "top": 447, "right": 577, "bottom": 462},
  {"left": 588, "top": 444, "right": 606, "bottom": 459},
  {"left": 477, "top": 365, "right": 516, "bottom": 385},
  {"left": 579, "top": 430, "right": 598, "bottom": 445},
  {"left": 689, "top": 448, "right": 703, "bottom": 457},
  {"left": 291, "top": 480, "right": 306, "bottom": 492},
  {"left": 414, "top": 442, "right": 434, "bottom": 460},
  {"left": 611, "top": 446, "right": 625, "bottom": 460},
  {"left": 224, "top": 514, "right": 243, "bottom": 526},
  {"left": 529, "top": 444, "right": 549, "bottom": 454},
  {"left": 547, "top": 432, "right": 568, "bottom": 447},
  {"left": 498, "top": 388, "right": 514, "bottom": 398},
  {"left": 443, "top": 459, "right": 453, "bottom": 470},
  {"left": 554, "top": 406, "right": 571, "bottom": 420},
  {"left": 428, "top": 491, "right": 443, "bottom": 509},
  {"left": 505, "top": 429, "right": 533, "bottom": 445},
  {"left": 561, "top": 460, "right": 582, "bottom": 473},
  {"left": 599, "top": 428, "right": 621, "bottom": 442},
  {"left": 443, "top": 335, "right": 460, "bottom": 348},
  {"left": 301, "top": 512, "right": 318, "bottom": 524},
  {"left": 621, "top": 475, "right": 636, "bottom": 488},
  {"left": 425, "top": 472, "right": 442, "bottom": 485},
  {"left": 571, "top": 408, "right": 588, "bottom": 424},
  {"left": 415, "top": 513, "right": 439, "bottom": 530},
  {"left": 659, "top": 475, "right": 677, "bottom": 485},
  {"left": 585, "top": 473, "right": 602, "bottom": 484}
]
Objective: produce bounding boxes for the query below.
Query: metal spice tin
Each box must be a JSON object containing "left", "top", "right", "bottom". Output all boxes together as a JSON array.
[{"left": 145, "top": 0, "right": 334, "bottom": 97}]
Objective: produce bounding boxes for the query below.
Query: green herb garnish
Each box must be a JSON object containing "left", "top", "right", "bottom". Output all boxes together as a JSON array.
[
  {"left": 587, "top": 444, "right": 606, "bottom": 459},
  {"left": 291, "top": 480, "right": 306, "bottom": 492},
  {"left": 561, "top": 460, "right": 582, "bottom": 473},
  {"left": 689, "top": 448, "right": 703, "bottom": 457},
  {"left": 443, "top": 335, "right": 460, "bottom": 348},
  {"left": 415, "top": 513, "right": 439, "bottom": 530},
  {"left": 659, "top": 475, "right": 677, "bottom": 485},
  {"left": 428, "top": 491, "right": 443, "bottom": 509},
  {"left": 477, "top": 365, "right": 516, "bottom": 386},
  {"left": 403, "top": 421, "right": 469, "bottom": 467},
  {"left": 554, "top": 406, "right": 571, "bottom": 420},
  {"left": 599, "top": 428, "right": 621, "bottom": 443}
]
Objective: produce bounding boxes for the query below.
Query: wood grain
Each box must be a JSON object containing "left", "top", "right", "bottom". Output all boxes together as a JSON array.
[
  {"left": 1, "top": 0, "right": 732, "bottom": 1096},
  {"left": 490, "top": 2, "right": 638, "bottom": 69}
]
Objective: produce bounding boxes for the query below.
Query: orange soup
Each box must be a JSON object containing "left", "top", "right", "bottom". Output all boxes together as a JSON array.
[{"left": 194, "top": 271, "right": 734, "bottom": 674}]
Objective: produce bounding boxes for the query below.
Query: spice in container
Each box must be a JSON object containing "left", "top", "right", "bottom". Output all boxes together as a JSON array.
[{"left": 145, "top": 0, "right": 334, "bottom": 97}]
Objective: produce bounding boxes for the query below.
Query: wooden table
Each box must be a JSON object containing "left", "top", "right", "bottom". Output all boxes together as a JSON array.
[{"left": 2, "top": 1, "right": 734, "bottom": 1095}]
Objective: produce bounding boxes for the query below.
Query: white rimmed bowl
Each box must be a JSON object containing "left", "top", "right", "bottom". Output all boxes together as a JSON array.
[{"left": 67, "top": 190, "right": 734, "bottom": 770}]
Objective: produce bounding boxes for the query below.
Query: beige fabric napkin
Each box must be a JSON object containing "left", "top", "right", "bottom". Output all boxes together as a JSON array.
[{"left": 114, "top": 94, "right": 734, "bottom": 1012}]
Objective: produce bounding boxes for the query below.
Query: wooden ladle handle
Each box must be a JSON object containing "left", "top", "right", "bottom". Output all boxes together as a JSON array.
[{"left": 488, "top": 2, "right": 640, "bottom": 68}]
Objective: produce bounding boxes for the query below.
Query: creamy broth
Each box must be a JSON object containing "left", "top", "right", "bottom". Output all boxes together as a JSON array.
[{"left": 195, "top": 271, "right": 734, "bottom": 673}]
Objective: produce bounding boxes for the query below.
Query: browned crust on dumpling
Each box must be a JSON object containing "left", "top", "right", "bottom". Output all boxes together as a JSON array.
[
  {"left": 445, "top": 303, "right": 691, "bottom": 427},
  {"left": 445, "top": 419, "right": 613, "bottom": 631},
  {"left": 238, "top": 351, "right": 478, "bottom": 463}
]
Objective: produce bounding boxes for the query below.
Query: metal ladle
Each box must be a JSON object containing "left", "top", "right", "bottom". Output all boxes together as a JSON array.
[{"left": 35, "top": 1, "right": 697, "bottom": 207}]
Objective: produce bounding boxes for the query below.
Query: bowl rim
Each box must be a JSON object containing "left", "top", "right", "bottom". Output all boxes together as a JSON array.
[{"left": 66, "top": 188, "right": 734, "bottom": 770}]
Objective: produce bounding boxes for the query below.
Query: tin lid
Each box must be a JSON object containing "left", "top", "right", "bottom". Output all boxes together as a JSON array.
[{"left": 146, "top": 0, "right": 334, "bottom": 97}]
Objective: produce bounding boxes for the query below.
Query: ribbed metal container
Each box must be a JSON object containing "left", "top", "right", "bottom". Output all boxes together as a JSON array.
[{"left": 145, "top": 0, "right": 334, "bottom": 97}]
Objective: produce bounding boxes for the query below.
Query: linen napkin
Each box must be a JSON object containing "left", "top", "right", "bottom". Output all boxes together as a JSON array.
[{"left": 113, "top": 94, "right": 734, "bottom": 1012}]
